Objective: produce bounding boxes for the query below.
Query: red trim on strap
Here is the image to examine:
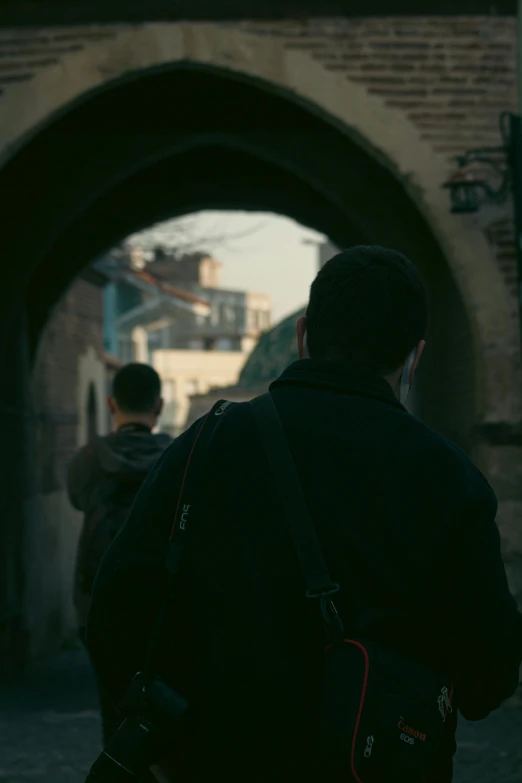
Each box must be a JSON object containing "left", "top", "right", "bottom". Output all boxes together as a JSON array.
[
  {"left": 347, "top": 640, "right": 370, "bottom": 783},
  {"left": 169, "top": 411, "right": 212, "bottom": 541},
  {"left": 325, "top": 640, "right": 370, "bottom": 783}
]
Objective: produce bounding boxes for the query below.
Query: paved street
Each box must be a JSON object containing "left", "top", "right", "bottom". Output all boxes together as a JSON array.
[{"left": 0, "top": 648, "right": 521, "bottom": 782}]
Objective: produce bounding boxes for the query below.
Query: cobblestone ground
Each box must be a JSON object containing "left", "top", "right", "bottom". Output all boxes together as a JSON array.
[{"left": 0, "top": 647, "right": 521, "bottom": 782}]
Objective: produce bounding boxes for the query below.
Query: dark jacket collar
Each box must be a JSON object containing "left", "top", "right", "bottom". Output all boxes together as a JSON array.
[
  {"left": 117, "top": 422, "right": 152, "bottom": 434},
  {"left": 270, "top": 359, "right": 404, "bottom": 410}
]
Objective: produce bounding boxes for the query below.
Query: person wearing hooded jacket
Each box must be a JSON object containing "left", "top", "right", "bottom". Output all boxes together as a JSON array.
[{"left": 67, "top": 362, "right": 172, "bottom": 742}]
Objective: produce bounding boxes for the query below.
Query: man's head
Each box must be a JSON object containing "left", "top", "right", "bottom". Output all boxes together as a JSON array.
[
  {"left": 108, "top": 363, "right": 163, "bottom": 430},
  {"left": 297, "top": 245, "right": 427, "bottom": 399}
]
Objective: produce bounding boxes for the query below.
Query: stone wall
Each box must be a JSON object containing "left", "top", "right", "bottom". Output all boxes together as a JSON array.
[
  {"left": 28, "top": 274, "right": 106, "bottom": 657},
  {"left": 236, "top": 16, "right": 520, "bottom": 351},
  {"left": 32, "top": 275, "right": 104, "bottom": 493}
]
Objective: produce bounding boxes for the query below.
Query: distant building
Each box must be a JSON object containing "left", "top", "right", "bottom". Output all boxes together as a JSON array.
[
  {"left": 183, "top": 240, "right": 339, "bottom": 429},
  {"left": 185, "top": 306, "right": 305, "bottom": 430},
  {"left": 183, "top": 238, "right": 340, "bottom": 427},
  {"left": 183, "top": 240, "right": 344, "bottom": 428},
  {"left": 153, "top": 349, "right": 249, "bottom": 437},
  {"left": 96, "top": 250, "right": 212, "bottom": 362},
  {"left": 145, "top": 248, "right": 272, "bottom": 354},
  {"left": 97, "top": 246, "right": 272, "bottom": 435}
]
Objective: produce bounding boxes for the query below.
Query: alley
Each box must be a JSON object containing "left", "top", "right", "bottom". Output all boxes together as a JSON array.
[{"left": 0, "top": 648, "right": 521, "bottom": 782}]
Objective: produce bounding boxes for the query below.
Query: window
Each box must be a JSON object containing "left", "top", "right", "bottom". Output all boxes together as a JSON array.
[
  {"left": 210, "top": 305, "right": 219, "bottom": 326},
  {"left": 236, "top": 306, "right": 246, "bottom": 328},
  {"left": 218, "top": 302, "right": 236, "bottom": 325}
]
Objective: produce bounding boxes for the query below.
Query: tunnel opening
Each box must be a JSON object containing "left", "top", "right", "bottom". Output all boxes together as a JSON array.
[{"left": 0, "top": 62, "right": 475, "bottom": 448}]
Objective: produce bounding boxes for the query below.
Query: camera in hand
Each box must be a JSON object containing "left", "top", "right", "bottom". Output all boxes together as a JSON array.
[{"left": 85, "top": 672, "right": 189, "bottom": 782}]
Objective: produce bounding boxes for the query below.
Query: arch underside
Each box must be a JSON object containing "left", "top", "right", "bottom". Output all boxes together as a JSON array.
[{"left": 1, "top": 64, "right": 475, "bottom": 447}]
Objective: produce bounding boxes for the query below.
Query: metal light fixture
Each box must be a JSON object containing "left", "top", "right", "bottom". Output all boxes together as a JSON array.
[
  {"left": 443, "top": 113, "right": 512, "bottom": 214},
  {"left": 444, "top": 112, "right": 522, "bottom": 378}
]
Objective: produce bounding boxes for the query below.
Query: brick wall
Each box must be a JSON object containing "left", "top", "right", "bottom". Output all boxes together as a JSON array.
[
  {"left": 0, "top": 18, "right": 516, "bottom": 164},
  {"left": 0, "top": 27, "right": 118, "bottom": 100},
  {"left": 238, "top": 16, "right": 519, "bottom": 324},
  {"left": 32, "top": 275, "right": 104, "bottom": 494},
  {"left": 1, "top": 18, "right": 517, "bottom": 325},
  {"left": 238, "top": 17, "right": 517, "bottom": 162}
]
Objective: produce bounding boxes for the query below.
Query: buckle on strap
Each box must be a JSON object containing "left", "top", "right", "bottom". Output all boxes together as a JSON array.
[
  {"left": 321, "top": 598, "right": 346, "bottom": 643},
  {"left": 306, "top": 584, "right": 345, "bottom": 643},
  {"left": 305, "top": 583, "right": 340, "bottom": 600},
  {"left": 305, "top": 584, "right": 345, "bottom": 642}
]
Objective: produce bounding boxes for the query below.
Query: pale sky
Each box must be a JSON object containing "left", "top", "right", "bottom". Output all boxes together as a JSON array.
[{"left": 128, "top": 210, "right": 326, "bottom": 323}]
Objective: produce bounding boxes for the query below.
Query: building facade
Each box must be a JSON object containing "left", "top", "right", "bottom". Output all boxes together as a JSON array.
[
  {"left": 97, "top": 249, "right": 212, "bottom": 362},
  {"left": 184, "top": 307, "right": 304, "bottom": 429},
  {"left": 154, "top": 349, "right": 249, "bottom": 436},
  {"left": 145, "top": 249, "right": 271, "bottom": 354},
  {"left": 101, "top": 246, "right": 272, "bottom": 435}
]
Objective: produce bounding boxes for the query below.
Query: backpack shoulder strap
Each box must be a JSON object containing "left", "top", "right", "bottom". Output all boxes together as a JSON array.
[
  {"left": 145, "top": 400, "right": 233, "bottom": 677},
  {"left": 249, "top": 393, "right": 338, "bottom": 599},
  {"left": 167, "top": 399, "right": 233, "bottom": 562}
]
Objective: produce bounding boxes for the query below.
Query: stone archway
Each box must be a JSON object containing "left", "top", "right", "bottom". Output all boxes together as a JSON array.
[
  {"left": 0, "top": 22, "right": 516, "bottom": 423},
  {"left": 0, "top": 22, "right": 520, "bottom": 665},
  {"left": 0, "top": 62, "right": 475, "bottom": 449}
]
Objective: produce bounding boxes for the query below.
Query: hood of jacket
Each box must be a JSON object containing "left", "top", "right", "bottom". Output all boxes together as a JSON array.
[{"left": 91, "top": 430, "right": 173, "bottom": 477}]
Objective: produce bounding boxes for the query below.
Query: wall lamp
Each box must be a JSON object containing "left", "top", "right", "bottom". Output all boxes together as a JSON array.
[
  {"left": 443, "top": 112, "right": 513, "bottom": 214},
  {"left": 444, "top": 111, "right": 522, "bottom": 369}
]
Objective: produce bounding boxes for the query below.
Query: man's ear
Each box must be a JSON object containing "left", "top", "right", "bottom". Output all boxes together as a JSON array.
[
  {"left": 297, "top": 316, "right": 307, "bottom": 360},
  {"left": 409, "top": 340, "right": 426, "bottom": 385},
  {"left": 107, "top": 396, "right": 117, "bottom": 415},
  {"left": 155, "top": 398, "right": 164, "bottom": 418}
]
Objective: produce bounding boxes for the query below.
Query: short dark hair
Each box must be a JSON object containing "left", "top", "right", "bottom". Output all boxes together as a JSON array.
[
  {"left": 306, "top": 245, "right": 427, "bottom": 374},
  {"left": 112, "top": 363, "right": 161, "bottom": 413}
]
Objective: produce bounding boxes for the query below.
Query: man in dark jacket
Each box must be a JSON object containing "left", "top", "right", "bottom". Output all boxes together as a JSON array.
[
  {"left": 68, "top": 362, "right": 171, "bottom": 740},
  {"left": 87, "top": 247, "right": 522, "bottom": 782}
]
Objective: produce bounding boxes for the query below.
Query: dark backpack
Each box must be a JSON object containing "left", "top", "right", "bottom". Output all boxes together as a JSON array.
[
  {"left": 77, "top": 474, "right": 146, "bottom": 595},
  {"left": 250, "top": 393, "right": 456, "bottom": 783}
]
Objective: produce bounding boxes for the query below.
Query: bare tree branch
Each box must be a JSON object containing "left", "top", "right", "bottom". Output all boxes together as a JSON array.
[{"left": 125, "top": 214, "right": 268, "bottom": 258}]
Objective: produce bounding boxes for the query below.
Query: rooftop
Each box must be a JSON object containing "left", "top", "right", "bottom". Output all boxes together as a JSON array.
[{"left": 129, "top": 269, "right": 210, "bottom": 308}]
